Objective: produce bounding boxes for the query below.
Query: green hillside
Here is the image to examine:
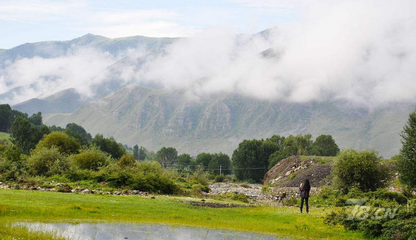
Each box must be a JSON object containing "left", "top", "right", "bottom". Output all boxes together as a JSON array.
[
  {"left": 44, "top": 86, "right": 415, "bottom": 158},
  {"left": 0, "top": 132, "right": 10, "bottom": 143}
]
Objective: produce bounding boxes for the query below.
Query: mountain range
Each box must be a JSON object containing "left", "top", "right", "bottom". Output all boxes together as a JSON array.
[
  {"left": 2, "top": 31, "right": 415, "bottom": 158},
  {"left": 1, "top": 33, "right": 176, "bottom": 111},
  {"left": 43, "top": 85, "right": 414, "bottom": 158}
]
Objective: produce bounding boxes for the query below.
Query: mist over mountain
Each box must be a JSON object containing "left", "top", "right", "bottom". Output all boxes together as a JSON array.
[
  {"left": 12, "top": 88, "right": 87, "bottom": 115},
  {"left": 44, "top": 85, "right": 413, "bottom": 158},
  {"left": 0, "top": 34, "right": 176, "bottom": 105},
  {"left": 2, "top": 0, "right": 416, "bottom": 159}
]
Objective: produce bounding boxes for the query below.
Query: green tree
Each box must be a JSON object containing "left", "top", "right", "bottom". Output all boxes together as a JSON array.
[
  {"left": 156, "top": 147, "right": 178, "bottom": 168},
  {"left": 398, "top": 110, "right": 416, "bottom": 188},
  {"left": 333, "top": 149, "right": 390, "bottom": 193},
  {"left": 195, "top": 153, "right": 212, "bottom": 169},
  {"left": 36, "top": 132, "right": 80, "bottom": 155},
  {"left": 0, "top": 144, "right": 26, "bottom": 181},
  {"left": 133, "top": 145, "right": 139, "bottom": 160},
  {"left": 27, "top": 147, "right": 70, "bottom": 176},
  {"left": 92, "top": 134, "right": 126, "bottom": 159},
  {"left": 268, "top": 150, "right": 288, "bottom": 169},
  {"left": 28, "top": 112, "right": 42, "bottom": 126},
  {"left": 72, "top": 146, "right": 109, "bottom": 171},
  {"left": 267, "top": 134, "right": 317, "bottom": 169},
  {"left": 0, "top": 104, "right": 27, "bottom": 133},
  {"left": 232, "top": 139, "right": 278, "bottom": 182},
  {"left": 49, "top": 125, "right": 65, "bottom": 132},
  {"left": 207, "top": 153, "right": 231, "bottom": 175},
  {"left": 11, "top": 117, "right": 43, "bottom": 154},
  {"left": 138, "top": 146, "right": 146, "bottom": 160},
  {"left": 266, "top": 135, "right": 286, "bottom": 147},
  {"left": 295, "top": 134, "right": 313, "bottom": 155},
  {"left": 312, "top": 135, "right": 340, "bottom": 156},
  {"left": 177, "top": 153, "right": 192, "bottom": 171},
  {"left": 65, "top": 123, "right": 92, "bottom": 146}
]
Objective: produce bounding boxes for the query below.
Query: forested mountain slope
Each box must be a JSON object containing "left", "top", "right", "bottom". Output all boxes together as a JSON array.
[{"left": 44, "top": 86, "right": 414, "bottom": 158}]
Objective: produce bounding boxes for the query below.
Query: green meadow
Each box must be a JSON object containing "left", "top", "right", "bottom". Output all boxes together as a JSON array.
[
  {"left": 0, "top": 132, "right": 10, "bottom": 143},
  {"left": 0, "top": 189, "right": 369, "bottom": 240}
]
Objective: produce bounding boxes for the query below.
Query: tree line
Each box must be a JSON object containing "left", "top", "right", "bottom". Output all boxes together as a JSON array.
[{"left": 0, "top": 104, "right": 341, "bottom": 184}]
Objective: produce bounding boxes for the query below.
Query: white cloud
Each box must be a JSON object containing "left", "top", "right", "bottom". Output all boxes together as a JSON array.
[
  {"left": 2, "top": 0, "right": 416, "bottom": 109},
  {"left": 130, "top": 0, "right": 416, "bottom": 108},
  {"left": 1, "top": 47, "right": 119, "bottom": 104}
]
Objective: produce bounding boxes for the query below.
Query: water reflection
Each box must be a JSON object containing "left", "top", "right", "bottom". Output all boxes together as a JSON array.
[{"left": 17, "top": 223, "right": 289, "bottom": 240}]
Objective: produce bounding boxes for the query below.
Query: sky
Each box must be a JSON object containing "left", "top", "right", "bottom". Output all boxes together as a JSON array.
[
  {"left": 0, "top": 0, "right": 300, "bottom": 49},
  {"left": 1, "top": 0, "right": 416, "bottom": 109}
]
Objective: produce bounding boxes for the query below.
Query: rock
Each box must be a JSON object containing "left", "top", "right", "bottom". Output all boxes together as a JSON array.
[{"left": 81, "top": 189, "right": 91, "bottom": 194}]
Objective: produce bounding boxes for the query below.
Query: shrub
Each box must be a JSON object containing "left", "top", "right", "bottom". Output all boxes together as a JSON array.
[
  {"left": 282, "top": 197, "right": 299, "bottom": 206},
  {"left": 333, "top": 149, "right": 390, "bottom": 193},
  {"left": 191, "top": 184, "right": 208, "bottom": 197},
  {"left": 226, "top": 192, "right": 249, "bottom": 203},
  {"left": 27, "top": 147, "right": 70, "bottom": 176},
  {"left": 99, "top": 161, "right": 179, "bottom": 194},
  {"left": 117, "top": 154, "right": 136, "bottom": 167},
  {"left": 0, "top": 145, "right": 27, "bottom": 181},
  {"left": 72, "top": 147, "right": 110, "bottom": 171},
  {"left": 36, "top": 132, "right": 80, "bottom": 155},
  {"left": 214, "top": 175, "right": 225, "bottom": 182},
  {"left": 189, "top": 166, "right": 209, "bottom": 187}
]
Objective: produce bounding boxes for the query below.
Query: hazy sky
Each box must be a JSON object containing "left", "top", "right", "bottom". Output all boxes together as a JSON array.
[
  {"left": 0, "top": 0, "right": 300, "bottom": 49},
  {"left": 1, "top": 0, "right": 416, "bottom": 109}
]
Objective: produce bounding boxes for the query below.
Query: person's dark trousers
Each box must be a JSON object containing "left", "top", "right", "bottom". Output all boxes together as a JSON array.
[{"left": 300, "top": 197, "right": 309, "bottom": 213}]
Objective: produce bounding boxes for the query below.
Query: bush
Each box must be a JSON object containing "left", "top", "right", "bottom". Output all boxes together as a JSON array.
[
  {"left": 282, "top": 197, "right": 299, "bottom": 206},
  {"left": 99, "top": 161, "right": 179, "bottom": 194},
  {"left": 72, "top": 147, "right": 110, "bottom": 171},
  {"left": 214, "top": 175, "right": 225, "bottom": 182},
  {"left": 333, "top": 149, "right": 390, "bottom": 193},
  {"left": 189, "top": 166, "right": 209, "bottom": 187},
  {"left": 27, "top": 147, "right": 70, "bottom": 176},
  {"left": 191, "top": 184, "right": 208, "bottom": 197},
  {"left": 117, "top": 154, "right": 136, "bottom": 167},
  {"left": 226, "top": 192, "right": 249, "bottom": 203},
  {"left": 0, "top": 145, "right": 27, "bottom": 181},
  {"left": 325, "top": 191, "right": 415, "bottom": 239},
  {"left": 36, "top": 132, "right": 80, "bottom": 155}
]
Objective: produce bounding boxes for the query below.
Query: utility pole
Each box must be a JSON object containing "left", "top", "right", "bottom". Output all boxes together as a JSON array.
[{"left": 220, "top": 165, "right": 222, "bottom": 175}]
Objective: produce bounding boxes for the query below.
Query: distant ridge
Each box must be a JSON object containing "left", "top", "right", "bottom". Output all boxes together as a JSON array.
[
  {"left": 0, "top": 33, "right": 178, "bottom": 69},
  {"left": 44, "top": 85, "right": 414, "bottom": 158},
  {"left": 13, "top": 88, "right": 87, "bottom": 115}
]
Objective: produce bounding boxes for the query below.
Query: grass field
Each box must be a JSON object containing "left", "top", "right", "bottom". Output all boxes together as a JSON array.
[{"left": 0, "top": 189, "right": 370, "bottom": 240}]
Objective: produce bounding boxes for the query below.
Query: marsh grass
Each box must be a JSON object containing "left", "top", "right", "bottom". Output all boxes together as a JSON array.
[{"left": 0, "top": 189, "right": 370, "bottom": 240}]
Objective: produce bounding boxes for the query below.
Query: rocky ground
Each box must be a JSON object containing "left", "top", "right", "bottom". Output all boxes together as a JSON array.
[
  {"left": 264, "top": 156, "right": 333, "bottom": 187},
  {"left": 208, "top": 182, "right": 319, "bottom": 205}
]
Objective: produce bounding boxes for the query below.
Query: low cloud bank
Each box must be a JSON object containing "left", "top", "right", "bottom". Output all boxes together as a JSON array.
[{"left": 1, "top": 0, "right": 416, "bottom": 108}]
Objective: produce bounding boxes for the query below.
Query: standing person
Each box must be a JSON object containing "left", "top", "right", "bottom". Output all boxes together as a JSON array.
[{"left": 299, "top": 179, "right": 311, "bottom": 213}]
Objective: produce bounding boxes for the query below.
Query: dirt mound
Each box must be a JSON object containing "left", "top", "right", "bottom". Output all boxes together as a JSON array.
[{"left": 264, "top": 156, "right": 333, "bottom": 188}]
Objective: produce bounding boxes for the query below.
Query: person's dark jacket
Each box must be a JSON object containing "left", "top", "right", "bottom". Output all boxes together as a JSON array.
[{"left": 299, "top": 184, "right": 310, "bottom": 198}]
